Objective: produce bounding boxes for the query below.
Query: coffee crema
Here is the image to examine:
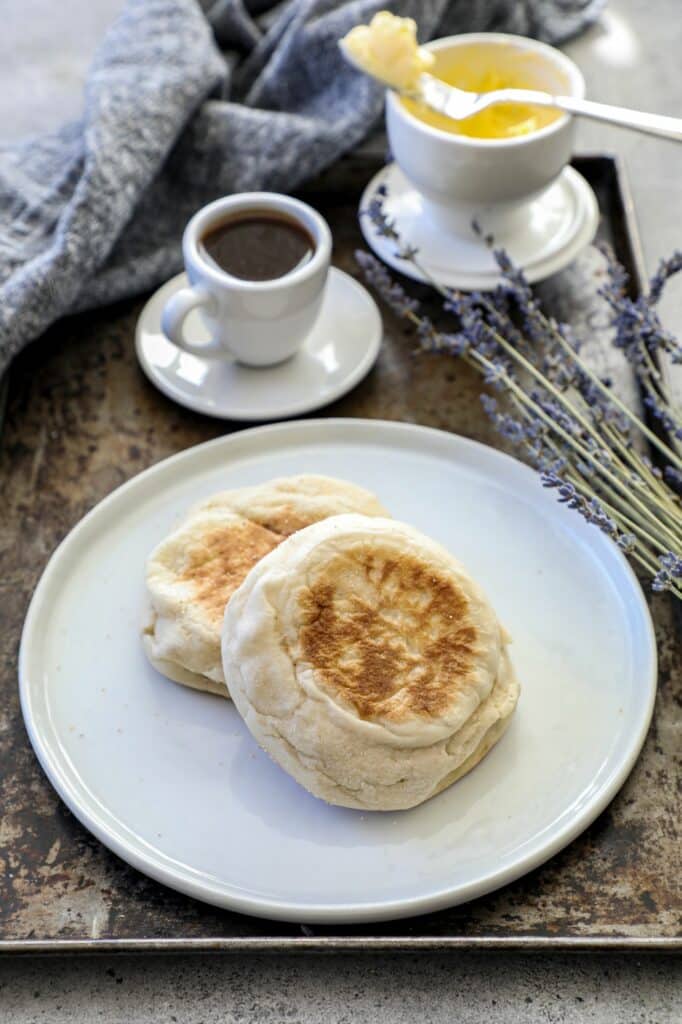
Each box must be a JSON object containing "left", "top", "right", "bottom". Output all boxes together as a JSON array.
[{"left": 199, "top": 211, "right": 315, "bottom": 282}]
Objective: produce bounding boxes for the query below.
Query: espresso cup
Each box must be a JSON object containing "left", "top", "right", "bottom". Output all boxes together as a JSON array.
[{"left": 162, "top": 193, "right": 332, "bottom": 367}]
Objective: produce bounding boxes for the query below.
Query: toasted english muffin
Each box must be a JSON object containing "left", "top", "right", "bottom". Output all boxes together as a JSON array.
[
  {"left": 142, "top": 476, "right": 389, "bottom": 696},
  {"left": 222, "top": 514, "right": 519, "bottom": 810}
]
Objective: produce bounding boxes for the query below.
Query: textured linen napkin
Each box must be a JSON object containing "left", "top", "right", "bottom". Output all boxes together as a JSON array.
[{"left": 0, "top": 0, "right": 604, "bottom": 373}]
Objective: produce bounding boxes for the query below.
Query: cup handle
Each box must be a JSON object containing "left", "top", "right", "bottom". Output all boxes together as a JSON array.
[{"left": 161, "top": 284, "right": 223, "bottom": 356}]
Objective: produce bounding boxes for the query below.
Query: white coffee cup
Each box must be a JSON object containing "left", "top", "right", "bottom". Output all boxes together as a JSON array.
[{"left": 161, "top": 192, "right": 332, "bottom": 367}]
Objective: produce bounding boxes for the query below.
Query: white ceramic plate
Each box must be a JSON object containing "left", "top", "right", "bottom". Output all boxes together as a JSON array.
[
  {"left": 359, "top": 163, "right": 599, "bottom": 290},
  {"left": 20, "top": 419, "right": 656, "bottom": 924},
  {"left": 135, "top": 269, "right": 382, "bottom": 420}
]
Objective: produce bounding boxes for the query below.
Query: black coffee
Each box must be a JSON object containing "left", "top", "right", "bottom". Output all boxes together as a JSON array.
[{"left": 199, "top": 211, "right": 315, "bottom": 281}]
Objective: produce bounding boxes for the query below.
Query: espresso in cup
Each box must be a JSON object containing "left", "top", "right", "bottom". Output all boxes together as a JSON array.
[
  {"left": 199, "top": 211, "right": 316, "bottom": 281},
  {"left": 161, "top": 192, "right": 332, "bottom": 366}
]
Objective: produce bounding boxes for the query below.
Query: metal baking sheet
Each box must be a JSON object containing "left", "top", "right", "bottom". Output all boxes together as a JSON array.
[{"left": 0, "top": 155, "right": 679, "bottom": 953}]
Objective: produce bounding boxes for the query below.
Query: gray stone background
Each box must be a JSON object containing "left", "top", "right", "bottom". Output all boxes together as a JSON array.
[{"left": 1, "top": 0, "right": 680, "bottom": 1019}]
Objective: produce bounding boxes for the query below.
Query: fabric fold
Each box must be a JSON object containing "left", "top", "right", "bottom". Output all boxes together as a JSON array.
[{"left": 0, "top": 0, "right": 604, "bottom": 372}]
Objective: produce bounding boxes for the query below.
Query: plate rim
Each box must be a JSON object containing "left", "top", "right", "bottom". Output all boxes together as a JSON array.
[
  {"left": 135, "top": 268, "right": 383, "bottom": 421},
  {"left": 358, "top": 162, "right": 600, "bottom": 291},
  {"left": 19, "top": 418, "right": 658, "bottom": 924}
]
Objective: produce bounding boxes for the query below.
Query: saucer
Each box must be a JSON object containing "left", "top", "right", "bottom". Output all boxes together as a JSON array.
[
  {"left": 358, "top": 162, "right": 599, "bottom": 291},
  {"left": 135, "top": 268, "right": 382, "bottom": 421}
]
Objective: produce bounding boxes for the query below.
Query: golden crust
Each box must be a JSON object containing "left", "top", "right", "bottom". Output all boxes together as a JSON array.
[
  {"left": 179, "top": 476, "right": 391, "bottom": 625},
  {"left": 297, "top": 545, "right": 480, "bottom": 724},
  {"left": 143, "top": 476, "right": 390, "bottom": 692},
  {"left": 222, "top": 514, "right": 518, "bottom": 810},
  {"left": 180, "top": 520, "right": 281, "bottom": 624}
]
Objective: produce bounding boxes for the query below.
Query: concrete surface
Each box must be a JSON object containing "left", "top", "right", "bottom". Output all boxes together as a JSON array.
[
  {"left": 1, "top": 0, "right": 681, "bottom": 1020},
  {"left": 0, "top": 953, "right": 680, "bottom": 1022}
]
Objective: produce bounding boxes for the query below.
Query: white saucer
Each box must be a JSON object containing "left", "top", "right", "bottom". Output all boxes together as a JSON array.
[
  {"left": 359, "top": 163, "right": 599, "bottom": 291},
  {"left": 135, "top": 268, "right": 382, "bottom": 421}
]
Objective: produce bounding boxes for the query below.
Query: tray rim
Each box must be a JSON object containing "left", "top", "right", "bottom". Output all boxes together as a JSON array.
[
  {"left": 3, "top": 152, "right": 677, "bottom": 954},
  {"left": 0, "top": 937, "right": 679, "bottom": 955}
]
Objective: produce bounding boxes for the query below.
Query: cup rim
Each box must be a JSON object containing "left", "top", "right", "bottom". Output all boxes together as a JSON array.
[
  {"left": 387, "top": 32, "right": 585, "bottom": 149},
  {"left": 184, "top": 192, "right": 332, "bottom": 291}
]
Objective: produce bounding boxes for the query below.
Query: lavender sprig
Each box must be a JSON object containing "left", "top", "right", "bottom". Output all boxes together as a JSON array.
[
  {"left": 652, "top": 552, "right": 682, "bottom": 593},
  {"left": 599, "top": 243, "right": 682, "bottom": 453},
  {"left": 354, "top": 250, "right": 418, "bottom": 317},
  {"left": 542, "top": 472, "right": 618, "bottom": 534},
  {"left": 358, "top": 186, "right": 682, "bottom": 598}
]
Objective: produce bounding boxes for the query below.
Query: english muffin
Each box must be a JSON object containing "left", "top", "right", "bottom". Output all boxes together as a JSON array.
[
  {"left": 222, "top": 514, "right": 519, "bottom": 810},
  {"left": 142, "top": 476, "right": 389, "bottom": 695}
]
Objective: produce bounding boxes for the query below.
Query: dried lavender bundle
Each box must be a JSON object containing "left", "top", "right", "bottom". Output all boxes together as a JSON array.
[{"left": 357, "top": 186, "right": 682, "bottom": 597}]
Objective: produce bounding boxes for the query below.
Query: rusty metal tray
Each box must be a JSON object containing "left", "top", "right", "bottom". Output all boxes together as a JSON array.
[{"left": 0, "top": 154, "right": 679, "bottom": 954}]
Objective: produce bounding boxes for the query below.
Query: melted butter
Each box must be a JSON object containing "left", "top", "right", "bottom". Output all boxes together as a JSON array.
[{"left": 401, "top": 44, "right": 564, "bottom": 139}]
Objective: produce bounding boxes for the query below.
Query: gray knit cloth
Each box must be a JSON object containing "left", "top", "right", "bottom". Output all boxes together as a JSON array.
[{"left": 0, "top": 0, "right": 603, "bottom": 373}]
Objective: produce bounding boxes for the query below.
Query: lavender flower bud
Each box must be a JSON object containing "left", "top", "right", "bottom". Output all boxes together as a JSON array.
[{"left": 354, "top": 250, "right": 419, "bottom": 317}]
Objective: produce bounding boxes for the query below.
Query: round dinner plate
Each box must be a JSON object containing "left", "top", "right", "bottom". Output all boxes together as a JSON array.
[{"left": 19, "top": 419, "right": 656, "bottom": 923}]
